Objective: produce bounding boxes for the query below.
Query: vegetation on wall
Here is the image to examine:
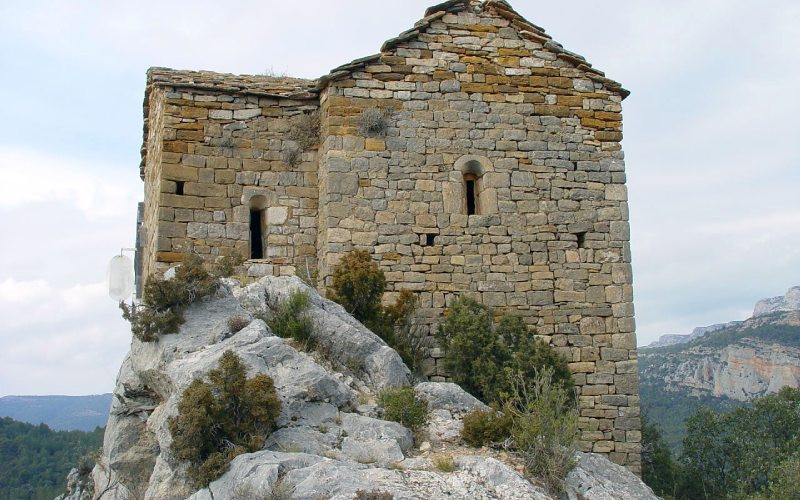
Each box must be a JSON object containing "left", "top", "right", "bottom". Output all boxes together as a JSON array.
[
  {"left": 0, "top": 417, "right": 104, "bottom": 500},
  {"left": 168, "top": 351, "right": 281, "bottom": 487},
  {"left": 641, "top": 386, "right": 800, "bottom": 499},
  {"left": 357, "top": 108, "right": 388, "bottom": 137},
  {"left": 288, "top": 110, "right": 320, "bottom": 150},
  {"left": 328, "top": 250, "right": 425, "bottom": 374}
]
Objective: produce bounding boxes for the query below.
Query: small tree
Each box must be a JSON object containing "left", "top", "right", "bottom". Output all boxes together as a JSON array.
[
  {"left": 436, "top": 297, "right": 508, "bottom": 403},
  {"left": 328, "top": 251, "right": 424, "bottom": 374},
  {"left": 168, "top": 351, "right": 281, "bottom": 487},
  {"left": 641, "top": 415, "right": 678, "bottom": 498},
  {"left": 507, "top": 367, "right": 578, "bottom": 495},
  {"left": 436, "top": 296, "right": 574, "bottom": 406}
]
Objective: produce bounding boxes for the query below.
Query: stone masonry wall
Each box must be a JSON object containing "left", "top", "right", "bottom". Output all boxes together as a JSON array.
[
  {"left": 317, "top": 5, "right": 640, "bottom": 471},
  {"left": 138, "top": 0, "right": 640, "bottom": 473},
  {"left": 140, "top": 76, "right": 320, "bottom": 279}
]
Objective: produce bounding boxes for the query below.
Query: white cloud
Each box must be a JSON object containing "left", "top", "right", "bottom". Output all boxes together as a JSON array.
[
  {"left": 0, "top": 146, "right": 140, "bottom": 219},
  {"left": 0, "top": 278, "right": 129, "bottom": 395}
]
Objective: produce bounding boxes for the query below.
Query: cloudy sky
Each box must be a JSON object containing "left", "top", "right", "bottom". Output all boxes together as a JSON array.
[{"left": 0, "top": 1, "right": 798, "bottom": 396}]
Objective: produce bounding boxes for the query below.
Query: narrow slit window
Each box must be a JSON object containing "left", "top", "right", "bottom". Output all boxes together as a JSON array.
[
  {"left": 576, "top": 232, "right": 586, "bottom": 249},
  {"left": 464, "top": 174, "right": 478, "bottom": 215},
  {"left": 250, "top": 210, "right": 264, "bottom": 259},
  {"left": 175, "top": 181, "right": 185, "bottom": 195}
]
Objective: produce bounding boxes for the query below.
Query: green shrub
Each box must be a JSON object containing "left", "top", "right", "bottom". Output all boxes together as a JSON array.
[
  {"left": 328, "top": 251, "right": 425, "bottom": 374},
  {"left": 461, "top": 408, "right": 512, "bottom": 448},
  {"left": 436, "top": 297, "right": 508, "bottom": 403},
  {"left": 433, "top": 454, "right": 457, "bottom": 472},
  {"left": 168, "top": 351, "right": 281, "bottom": 487},
  {"left": 377, "top": 387, "right": 428, "bottom": 432},
  {"left": 328, "top": 250, "right": 386, "bottom": 324},
  {"left": 120, "top": 254, "right": 220, "bottom": 342},
  {"left": 506, "top": 367, "right": 578, "bottom": 495},
  {"left": 436, "top": 296, "right": 574, "bottom": 405},
  {"left": 498, "top": 315, "right": 576, "bottom": 404},
  {"left": 267, "top": 290, "right": 315, "bottom": 348}
]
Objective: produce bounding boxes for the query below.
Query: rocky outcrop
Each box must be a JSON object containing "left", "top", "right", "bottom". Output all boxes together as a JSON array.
[
  {"left": 643, "top": 339, "right": 800, "bottom": 401},
  {"left": 54, "top": 468, "right": 92, "bottom": 500},
  {"left": 753, "top": 286, "right": 800, "bottom": 317},
  {"left": 640, "top": 309, "right": 800, "bottom": 402},
  {"left": 87, "top": 276, "right": 655, "bottom": 499}
]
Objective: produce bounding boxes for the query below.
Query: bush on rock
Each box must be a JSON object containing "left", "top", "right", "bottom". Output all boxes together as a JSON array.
[
  {"left": 267, "top": 289, "right": 315, "bottom": 348},
  {"left": 168, "top": 350, "right": 281, "bottom": 487},
  {"left": 120, "top": 254, "right": 220, "bottom": 342},
  {"left": 378, "top": 387, "right": 428, "bottom": 432},
  {"left": 328, "top": 250, "right": 425, "bottom": 374}
]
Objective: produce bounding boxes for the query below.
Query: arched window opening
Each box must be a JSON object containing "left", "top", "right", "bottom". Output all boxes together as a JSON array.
[
  {"left": 464, "top": 173, "right": 478, "bottom": 215},
  {"left": 248, "top": 194, "right": 268, "bottom": 260},
  {"left": 250, "top": 210, "right": 264, "bottom": 259}
]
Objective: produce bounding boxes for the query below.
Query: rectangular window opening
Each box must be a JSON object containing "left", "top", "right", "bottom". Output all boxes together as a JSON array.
[
  {"left": 175, "top": 180, "right": 185, "bottom": 195},
  {"left": 576, "top": 232, "right": 587, "bottom": 249},
  {"left": 250, "top": 210, "right": 264, "bottom": 259},
  {"left": 425, "top": 234, "right": 436, "bottom": 246},
  {"left": 465, "top": 179, "right": 476, "bottom": 215}
]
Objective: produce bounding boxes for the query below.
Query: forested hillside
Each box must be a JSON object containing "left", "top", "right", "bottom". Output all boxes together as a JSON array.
[
  {"left": 0, "top": 417, "right": 103, "bottom": 500},
  {"left": 640, "top": 312, "right": 800, "bottom": 449},
  {"left": 0, "top": 394, "right": 111, "bottom": 431}
]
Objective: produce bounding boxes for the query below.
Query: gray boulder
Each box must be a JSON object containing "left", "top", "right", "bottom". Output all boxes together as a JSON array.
[{"left": 566, "top": 452, "right": 657, "bottom": 499}]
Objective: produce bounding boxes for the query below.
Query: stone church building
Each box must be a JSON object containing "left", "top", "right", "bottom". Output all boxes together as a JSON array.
[{"left": 135, "top": 0, "right": 641, "bottom": 471}]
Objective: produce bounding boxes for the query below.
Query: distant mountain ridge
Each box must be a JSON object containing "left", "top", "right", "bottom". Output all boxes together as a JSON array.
[
  {"left": 0, "top": 394, "right": 112, "bottom": 431},
  {"left": 754, "top": 286, "right": 800, "bottom": 317},
  {"left": 644, "top": 286, "right": 800, "bottom": 348},
  {"left": 639, "top": 287, "right": 800, "bottom": 449}
]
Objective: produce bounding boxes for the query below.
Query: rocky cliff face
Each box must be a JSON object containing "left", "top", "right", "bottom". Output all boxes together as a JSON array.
[
  {"left": 86, "top": 276, "right": 654, "bottom": 500},
  {"left": 640, "top": 312, "right": 800, "bottom": 402},
  {"left": 753, "top": 286, "right": 800, "bottom": 317}
]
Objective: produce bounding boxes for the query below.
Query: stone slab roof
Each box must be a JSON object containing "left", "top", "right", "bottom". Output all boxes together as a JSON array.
[
  {"left": 140, "top": 0, "right": 628, "bottom": 177},
  {"left": 319, "top": 0, "right": 628, "bottom": 98},
  {"left": 140, "top": 68, "right": 319, "bottom": 177},
  {"left": 146, "top": 67, "right": 319, "bottom": 99}
]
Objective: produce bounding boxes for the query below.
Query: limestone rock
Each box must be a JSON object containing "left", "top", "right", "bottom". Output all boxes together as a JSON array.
[
  {"left": 566, "top": 452, "right": 657, "bottom": 500},
  {"left": 54, "top": 468, "right": 92, "bottom": 500},
  {"left": 753, "top": 286, "right": 800, "bottom": 317},
  {"left": 414, "top": 382, "right": 488, "bottom": 443},
  {"left": 82, "top": 276, "right": 654, "bottom": 499}
]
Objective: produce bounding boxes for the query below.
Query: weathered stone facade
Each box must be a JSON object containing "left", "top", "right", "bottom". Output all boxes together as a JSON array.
[{"left": 136, "top": 0, "right": 641, "bottom": 472}]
